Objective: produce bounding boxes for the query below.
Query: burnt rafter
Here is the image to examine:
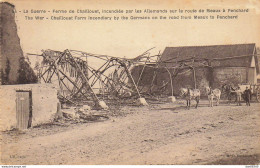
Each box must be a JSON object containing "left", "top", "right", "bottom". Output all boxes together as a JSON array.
[
  {"left": 34, "top": 50, "right": 92, "bottom": 104},
  {"left": 29, "top": 47, "right": 220, "bottom": 106},
  {"left": 31, "top": 49, "right": 158, "bottom": 106}
]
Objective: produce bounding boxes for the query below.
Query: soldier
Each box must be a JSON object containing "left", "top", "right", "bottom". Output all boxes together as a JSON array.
[{"left": 244, "top": 87, "right": 252, "bottom": 106}]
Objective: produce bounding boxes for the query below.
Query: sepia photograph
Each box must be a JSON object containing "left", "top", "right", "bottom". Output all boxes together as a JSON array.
[{"left": 0, "top": 0, "right": 260, "bottom": 166}]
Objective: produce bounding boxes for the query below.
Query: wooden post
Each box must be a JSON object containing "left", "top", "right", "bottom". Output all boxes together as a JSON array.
[
  {"left": 66, "top": 50, "right": 104, "bottom": 108},
  {"left": 165, "top": 67, "right": 174, "bottom": 96},
  {"left": 137, "top": 53, "right": 150, "bottom": 87},
  {"left": 193, "top": 67, "right": 197, "bottom": 89},
  {"left": 121, "top": 62, "right": 141, "bottom": 98}
]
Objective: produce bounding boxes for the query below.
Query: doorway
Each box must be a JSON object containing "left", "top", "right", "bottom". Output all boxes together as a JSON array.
[{"left": 16, "top": 90, "right": 32, "bottom": 130}]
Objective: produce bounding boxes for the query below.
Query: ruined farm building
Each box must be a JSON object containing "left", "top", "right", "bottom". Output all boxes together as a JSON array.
[
  {"left": 159, "top": 43, "right": 259, "bottom": 95},
  {"left": 131, "top": 44, "right": 259, "bottom": 96}
]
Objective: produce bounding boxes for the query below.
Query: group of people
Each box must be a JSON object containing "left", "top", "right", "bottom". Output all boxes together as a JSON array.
[
  {"left": 235, "top": 86, "right": 252, "bottom": 106},
  {"left": 181, "top": 85, "right": 253, "bottom": 109}
]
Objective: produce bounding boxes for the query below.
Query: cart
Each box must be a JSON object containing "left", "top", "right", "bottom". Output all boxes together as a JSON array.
[{"left": 238, "top": 83, "right": 260, "bottom": 102}]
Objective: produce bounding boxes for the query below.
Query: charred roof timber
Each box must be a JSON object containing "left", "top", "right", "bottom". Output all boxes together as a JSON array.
[{"left": 28, "top": 44, "right": 259, "bottom": 108}]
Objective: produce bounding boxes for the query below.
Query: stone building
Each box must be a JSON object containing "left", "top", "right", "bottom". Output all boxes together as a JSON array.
[{"left": 131, "top": 43, "right": 259, "bottom": 96}]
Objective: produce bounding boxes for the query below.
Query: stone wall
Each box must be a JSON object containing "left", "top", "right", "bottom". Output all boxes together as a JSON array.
[
  {"left": 212, "top": 67, "right": 247, "bottom": 88},
  {"left": 156, "top": 68, "right": 193, "bottom": 95},
  {"left": 131, "top": 65, "right": 157, "bottom": 86},
  {"left": 0, "top": 84, "right": 59, "bottom": 131},
  {"left": 149, "top": 66, "right": 248, "bottom": 96}
]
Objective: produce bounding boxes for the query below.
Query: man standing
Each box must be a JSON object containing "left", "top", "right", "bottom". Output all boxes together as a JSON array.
[
  {"left": 186, "top": 87, "right": 191, "bottom": 109},
  {"left": 244, "top": 87, "right": 252, "bottom": 106},
  {"left": 236, "top": 86, "right": 242, "bottom": 106},
  {"left": 208, "top": 86, "right": 214, "bottom": 107}
]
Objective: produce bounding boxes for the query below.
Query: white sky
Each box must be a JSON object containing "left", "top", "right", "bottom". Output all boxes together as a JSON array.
[{"left": 8, "top": 0, "right": 260, "bottom": 60}]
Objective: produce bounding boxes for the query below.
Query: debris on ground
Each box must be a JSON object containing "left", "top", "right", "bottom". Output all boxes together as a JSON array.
[
  {"left": 136, "top": 97, "right": 149, "bottom": 106},
  {"left": 168, "top": 96, "right": 176, "bottom": 103}
]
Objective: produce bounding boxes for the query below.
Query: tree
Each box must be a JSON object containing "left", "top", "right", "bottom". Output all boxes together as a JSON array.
[
  {"left": 17, "top": 57, "right": 38, "bottom": 84},
  {"left": 1, "top": 59, "right": 11, "bottom": 84}
]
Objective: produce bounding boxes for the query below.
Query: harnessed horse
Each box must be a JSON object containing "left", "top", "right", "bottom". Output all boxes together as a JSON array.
[
  {"left": 180, "top": 88, "right": 200, "bottom": 109},
  {"left": 221, "top": 84, "right": 243, "bottom": 104},
  {"left": 205, "top": 87, "right": 221, "bottom": 107},
  {"left": 222, "top": 84, "right": 237, "bottom": 103}
]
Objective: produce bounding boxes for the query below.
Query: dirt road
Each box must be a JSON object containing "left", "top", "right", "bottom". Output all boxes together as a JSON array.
[{"left": 1, "top": 100, "right": 260, "bottom": 165}]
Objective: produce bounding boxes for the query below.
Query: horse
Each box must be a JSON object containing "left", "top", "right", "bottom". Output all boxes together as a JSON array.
[
  {"left": 180, "top": 88, "right": 200, "bottom": 109},
  {"left": 221, "top": 84, "right": 237, "bottom": 103},
  {"left": 222, "top": 84, "right": 245, "bottom": 104},
  {"left": 205, "top": 87, "right": 221, "bottom": 107}
]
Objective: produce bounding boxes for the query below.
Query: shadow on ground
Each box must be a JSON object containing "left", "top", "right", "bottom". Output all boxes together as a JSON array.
[{"left": 207, "top": 154, "right": 260, "bottom": 165}]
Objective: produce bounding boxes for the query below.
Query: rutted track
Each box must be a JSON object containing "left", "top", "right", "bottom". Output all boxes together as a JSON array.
[{"left": 1, "top": 100, "right": 259, "bottom": 165}]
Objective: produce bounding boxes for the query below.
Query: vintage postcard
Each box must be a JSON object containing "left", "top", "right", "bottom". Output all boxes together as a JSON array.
[{"left": 0, "top": 0, "right": 260, "bottom": 165}]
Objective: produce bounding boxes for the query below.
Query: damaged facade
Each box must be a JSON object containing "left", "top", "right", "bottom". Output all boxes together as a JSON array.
[{"left": 131, "top": 43, "right": 259, "bottom": 96}]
